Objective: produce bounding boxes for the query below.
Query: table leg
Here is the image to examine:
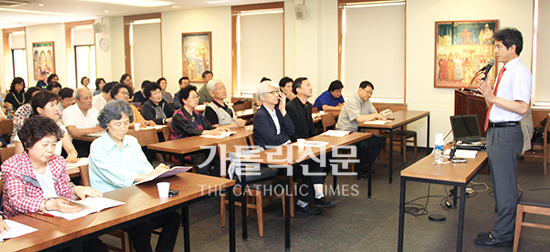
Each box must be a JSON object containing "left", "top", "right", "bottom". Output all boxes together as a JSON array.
[
  {"left": 457, "top": 185, "right": 467, "bottom": 252},
  {"left": 397, "top": 178, "right": 407, "bottom": 252},
  {"left": 426, "top": 115, "right": 431, "bottom": 155},
  {"left": 285, "top": 175, "right": 291, "bottom": 251},
  {"left": 241, "top": 174, "right": 248, "bottom": 241},
  {"left": 389, "top": 130, "right": 394, "bottom": 183},
  {"left": 367, "top": 163, "right": 372, "bottom": 198},
  {"left": 452, "top": 186, "right": 458, "bottom": 208},
  {"left": 182, "top": 206, "right": 190, "bottom": 252},
  {"left": 70, "top": 239, "right": 83, "bottom": 252},
  {"left": 228, "top": 186, "right": 236, "bottom": 252}
]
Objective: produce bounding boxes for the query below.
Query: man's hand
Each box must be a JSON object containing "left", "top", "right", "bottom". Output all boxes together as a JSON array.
[
  {"left": 278, "top": 92, "right": 287, "bottom": 116},
  {"left": 477, "top": 74, "right": 494, "bottom": 103}
]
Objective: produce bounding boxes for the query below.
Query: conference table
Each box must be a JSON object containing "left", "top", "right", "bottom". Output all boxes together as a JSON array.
[
  {"left": 397, "top": 151, "right": 488, "bottom": 252},
  {"left": 22, "top": 173, "right": 236, "bottom": 252},
  {"left": 359, "top": 110, "right": 430, "bottom": 183},
  {"left": 72, "top": 125, "right": 171, "bottom": 143},
  {"left": 240, "top": 132, "right": 372, "bottom": 250}
]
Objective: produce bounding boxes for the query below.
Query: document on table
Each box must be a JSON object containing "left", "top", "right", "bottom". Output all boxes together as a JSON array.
[
  {"left": 66, "top": 157, "right": 88, "bottom": 169},
  {"left": 142, "top": 125, "right": 166, "bottom": 130},
  {"left": 291, "top": 141, "right": 329, "bottom": 147},
  {"left": 321, "top": 130, "right": 351, "bottom": 137},
  {"left": 200, "top": 131, "right": 236, "bottom": 139},
  {"left": 0, "top": 220, "right": 38, "bottom": 240},
  {"left": 44, "top": 197, "right": 125, "bottom": 221},
  {"left": 444, "top": 149, "right": 478, "bottom": 159},
  {"left": 85, "top": 131, "right": 105, "bottom": 138},
  {"left": 134, "top": 166, "right": 193, "bottom": 185},
  {"left": 363, "top": 120, "right": 390, "bottom": 125}
]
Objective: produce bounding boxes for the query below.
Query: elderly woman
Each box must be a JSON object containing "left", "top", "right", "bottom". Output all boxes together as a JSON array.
[
  {"left": 171, "top": 85, "right": 227, "bottom": 176},
  {"left": 13, "top": 91, "right": 79, "bottom": 163},
  {"left": 142, "top": 81, "right": 174, "bottom": 125},
  {"left": 1, "top": 115, "right": 107, "bottom": 251},
  {"left": 89, "top": 100, "right": 181, "bottom": 252},
  {"left": 110, "top": 83, "right": 155, "bottom": 128}
]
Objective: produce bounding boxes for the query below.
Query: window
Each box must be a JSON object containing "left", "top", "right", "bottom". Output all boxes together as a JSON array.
[
  {"left": 532, "top": 0, "right": 550, "bottom": 107},
  {"left": 11, "top": 48, "right": 28, "bottom": 82},
  {"left": 338, "top": 0, "right": 405, "bottom": 103},
  {"left": 74, "top": 45, "right": 96, "bottom": 88},
  {"left": 232, "top": 2, "right": 284, "bottom": 97},
  {"left": 3, "top": 29, "right": 27, "bottom": 90}
]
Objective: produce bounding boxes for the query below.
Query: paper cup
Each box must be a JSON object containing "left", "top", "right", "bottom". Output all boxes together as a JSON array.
[
  {"left": 157, "top": 182, "right": 170, "bottom": 198},
  {"left": 134, "top": 123, "right": 140, "bottom": 130},
  {"left": 297, "top": 138, "right": 306, "bottom": 147}
]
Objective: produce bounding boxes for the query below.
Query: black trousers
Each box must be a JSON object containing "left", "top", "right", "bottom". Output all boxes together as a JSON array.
[
  {"left": 125, "top": 210, "right": 182, "bottom": 252},
  {"left": 191, "top": 151, "right": 221, "bottom": 177},
  {"left": 276, "top": 159, "right": 327, "bottom": 203},
  {"left": 357, "top": 135, "right": 386, "bottom": 171}
]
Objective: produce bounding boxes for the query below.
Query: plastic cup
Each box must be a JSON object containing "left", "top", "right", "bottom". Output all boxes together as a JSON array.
[
  {"left": 157, "top": 182, "right": 170, "bottom": 198},
  {"left": 297, "top": 138, "right": 306, "bottom": 147},
  {"left": 134, "top": 123, "right": 140, "bottom": 130}
]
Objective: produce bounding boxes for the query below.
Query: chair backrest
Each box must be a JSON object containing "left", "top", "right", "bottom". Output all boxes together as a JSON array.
[
  {"left": 79, "top": 164, "right": 91, "bottom": 186},
  {"left": 218, "top": 136, "right": 250, "bottom": 154},
  {"left": 0, "top": 120, "right": 13, "bottom": 135},
  {"left": 312, "top": 107, "right": 319, "bottom": 114},
  {"left": 233, "top": 101, "right": 252, "bottom": 111},
  {"left": 321, "top": 113, "right": 336, "bottom": 132},
  {"left": 0, "top": 146, "right": 15, "bottom": 163},
  {"left": 127, "top": 128, "right": 159, "bottom": 147}
]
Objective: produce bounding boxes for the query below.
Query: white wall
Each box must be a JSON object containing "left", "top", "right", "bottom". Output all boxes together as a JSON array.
[{"left": 406, "top": 0, "right": 534, "bottom": 147}]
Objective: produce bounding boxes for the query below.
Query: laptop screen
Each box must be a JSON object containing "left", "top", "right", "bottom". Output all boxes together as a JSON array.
[{"left": 450, "top": 114, "right": 481, "bottom": 140}]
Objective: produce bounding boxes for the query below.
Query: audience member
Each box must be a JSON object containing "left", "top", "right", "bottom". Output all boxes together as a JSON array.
[
  {"left": 89, "top": 100, "right": 181, "bottom": 252},
  {"left": 62, "top": 88, "right": 103, "bottom": 137},
  {"left": 313, "top": 80, "right": 345, "bottom": 112},
  {"left": 335, "top": 80, "right": 386, "bottom": 178},
  {"left": 197, "top": 71, "right": 214, "bottom": 104},
  {"left": 1, "top": 115, "right": 108, "bottom": 252},
  {"left": 58, "top": 87, "right": 75, "bottom": 118},
  {"left": 93, "top": 81, "right": 116, "bottom": 111},
  {"left": 10, "top": 87, "right": 41, "bottom": 143},
  {"left": 157, "top": 77, "right": 173, "bottom": 103},
  {"left": 171, "top": 85, "right": 226, "bottom": 176},
  {"left": 279, "top": 76, "right": 295, "bottom": 102},
  {"left": 204, "top": 79, "right": 246, "bottom": 128},
  {"left": 13, "top": 91, "right": 79, "bottom": 163},
  {"left": 133, "top": 80, "right": 152, "bottom": 105},
  {"left": 5, "top": 77, "right": 26, "bottom": 112},
  {"left": 36, "top": 71, "right": 48, "bottom": 89},
  {"left": 46, "top": 81, "right": 62, "bottom": 94},
  {"left": 142, "top": 82, "right": 174, "bottom": 125},
  {"left": 110, "top": 83, "right": 155, "bottom": 127},
  {"left": 81, "top": 76, "right": 90, "bottom": 89},
  {"left": 93, "top": 78, "right": 106, "bottom": 96},
  {"left": 173, "top": 77, "right": 190, "bottom": 109},
  {"left": 46, "top": 73, "right": 59, "bottom": 84}
]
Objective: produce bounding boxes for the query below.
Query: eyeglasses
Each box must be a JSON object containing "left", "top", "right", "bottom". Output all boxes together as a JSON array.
[
  {"left": 361, "top": 88, "right": 373, "bottom": 95},
  {"left": 267, "top": 90, "right": 280, "bottom": 95}
]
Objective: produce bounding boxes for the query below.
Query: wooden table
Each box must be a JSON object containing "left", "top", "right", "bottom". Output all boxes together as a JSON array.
[
  {"left": 26, "top": 173, "right": 236, "bottom": 252},
  {"left": 235, "top": 109, "right": 254, "bottom": 119},
  {"left": 72, "top": 125, "right": 171, "bottom": 143},
  {"left": 397, "top": 151, "right": 488, "bottom": 252},
  {"left": 0, "top": 214, "right": 76, "bottom": 252},
  {"left": 359, "top": 110, "right": 430, "bottom": 183},
  {"left": 147, "top": 128, "right": 253, "bottom": 163},
  {"left": 240, "top": 132, "right": 371, "bottom": 250}
]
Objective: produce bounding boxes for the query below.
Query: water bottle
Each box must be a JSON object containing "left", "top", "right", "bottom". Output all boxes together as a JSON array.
[{"left": 434, "top": 133, "right": 444, "bottom": 164}]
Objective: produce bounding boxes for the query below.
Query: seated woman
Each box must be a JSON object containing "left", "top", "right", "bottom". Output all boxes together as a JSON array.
[
  {"left": 13, "top": 91, "right": 79, "bottom": 163},
  {"left": 157, "top": 77, "right": 173, "bottom": 103},
  {"left": 10, "top": 86, "right": 41, "bottom": 143},
  {"left": 1, "top": 116, "right": 107, "bottom": 251},
  {"left": 171, "top": 85, "right": 228, "bottom": 176},
  {"left": 110, "top": 83, "right": 155, "bottom": 128},
  {"left": 89, "top": 100, "right": 181, "bottom": 252},
  {"left": 142, "top": 81, "right": 175, "bottom": 125}
]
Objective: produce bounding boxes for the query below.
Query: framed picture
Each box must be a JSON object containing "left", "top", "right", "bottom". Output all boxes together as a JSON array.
[
  {"left": 182, "top": 32, "right": 212, "bottom": 83},
  {"left": 32, "top": 41, "right": 55, "bottom": 81},
  {"left": 434, "top": 20, "right": 498, "bottom": 88}
]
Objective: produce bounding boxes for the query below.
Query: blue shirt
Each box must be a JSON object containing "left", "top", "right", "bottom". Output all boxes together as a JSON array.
[
  {"left": 313, "top": 90, "right": 344, "bottom": 111},
  {"left": 89, "top": 133, "right": 154, "bottom": 193}
]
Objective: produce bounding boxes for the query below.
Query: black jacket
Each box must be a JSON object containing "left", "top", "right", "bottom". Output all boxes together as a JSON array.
[
  {"left": 142, "top": 99, "right": 175, "bottom": 124},
  {"left": 286, "top": 98, "right": 317, "bottom": 142},
  {"left": 253, "top": 105, "right": 295, "bottom": 149}
]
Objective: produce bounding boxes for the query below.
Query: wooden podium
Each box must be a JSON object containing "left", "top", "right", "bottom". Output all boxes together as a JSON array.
[{"left": 454, "top": 89, "right": 488, "bottom": 137}]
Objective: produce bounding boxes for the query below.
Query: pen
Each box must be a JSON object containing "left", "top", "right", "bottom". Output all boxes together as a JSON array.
[{"left": 37, "top": 211, "right": 55, "bottom": 217}]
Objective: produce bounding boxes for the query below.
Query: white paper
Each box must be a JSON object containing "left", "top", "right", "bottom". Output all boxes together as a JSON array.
[
  {"left": 244, "top": 125, "right": 254, "bottom": 131},
  {"left": 311, "top": 113, "right": 321, "bottom": 120},
  {"left": 66, "top": 157, "right": 88, "bottom": 169},
  {"left": 444, "top": 149, "right": 478, "bottom": 159},
  {"left": 321, "top": 130, "right": 351, "bottom": 137},
  {"left": 363, "top": 120, "right": 390, "bottom": 125},
  {"left": 200, "top": 131, "right": 236, "bottom": 139},
  {"left": 0, "top": 220, "right": 38, "bottom": 240},
  {"left": 134, "top": 166, "right": 193, "bottom": 185},
  {"left": 291, "top": 141, "right": 329, "bottom": 147},
  {"left": 85, "top": 132, "right": 105, "bottom": 138},
  {"left": 142, "top": 125, "right": 166, "bottom": 130},
  {"left": 45, "top": 197, "right": 125, "bottom": 220}
]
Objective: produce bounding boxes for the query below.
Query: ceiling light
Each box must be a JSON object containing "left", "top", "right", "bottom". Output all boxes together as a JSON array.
[
  {"left": 207, "top": 0, "right": 228, "bottom": 4},
  {"left": 38, "top": 3, "right": 44, "bottom": 7},
  {"left": 0, "top": 7, "right": 75, "bottom": 16},
  {"left": 104, "top": 10, "right": 109, "bottom": 12},
  {"left": 132, "top": 18, "right": 161, "bottom": 25},
  {"left": 86, "top": 0, "right": 172, "bottom": 7}
]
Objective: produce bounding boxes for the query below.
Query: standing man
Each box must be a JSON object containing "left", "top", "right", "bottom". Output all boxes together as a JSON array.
[
  {"left": 198, "top": 71, "right": 214, "bottom": 104},
  {"left": 335, "top": 81, "right": 386, "bottom": 179},
  {"left": 474, "top": 28, "right": 531, "bottom": 248}
]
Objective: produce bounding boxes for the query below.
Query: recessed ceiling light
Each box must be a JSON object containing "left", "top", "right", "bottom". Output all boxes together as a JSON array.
[
  {"left": 104, "top": 10, "right": 109, "bottom": 12},
  {"left": 38, "top": 3, "right": 44, "bottom": 7},
  {"left": 87, "top": 0, "right": 172, "bottom": 7},
  {"left": 207, "top": 0, "right": 228, "bottom": 4},
  {"left": 0, "top": 7, "right": 74, "bottom": 16}
]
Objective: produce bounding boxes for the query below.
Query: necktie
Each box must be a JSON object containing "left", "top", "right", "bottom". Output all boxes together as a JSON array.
[{"left": 484, "top": 66, "right": 506, "bottom": 131}]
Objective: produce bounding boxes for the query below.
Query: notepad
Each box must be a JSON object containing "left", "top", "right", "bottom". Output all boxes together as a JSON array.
[
  {"left": 134, "top": 166, "right": 193, "bottom": 185},
  {"left": 0, "top": 220, "right": 38, "bottom": 240},
  {"left": 200, "top": 131, "right": 236, "bottom": 139},
  {"left": 321, "top": 130, "right": 351, "bottom": 137},
  {"left": 44, "top": 197, "right": 125, "bottom": 220},
  {"left": 364, "top": 120, "right": 389, "bottom": 125}
]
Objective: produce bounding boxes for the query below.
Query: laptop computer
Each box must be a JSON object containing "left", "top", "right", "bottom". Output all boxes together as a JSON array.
[{"left": 449, "top": 114, "right": 486, "bottom": 144}]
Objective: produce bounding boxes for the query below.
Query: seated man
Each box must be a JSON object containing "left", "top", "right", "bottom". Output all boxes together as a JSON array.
[
  {"left": 254, "top": 81, "right": 334, "bottom": 215},
  {"left": 133, "top": 80, "right": 151, "bottom": 105},
  {"left": 335, "top": 80, "right": 386, "bottom": 178},
  {"left": 313, "top": 80, "right": 345, "bottom": 112},
  {"left": 173, "top": 77, "right": 190, "bottom": 110},
  {"left": 203, "top": 79, "right": 246, "bottom": 128},
  {"left": 197, "top": 71, "right": 214, "bottom": 104},
  {"left": 92, "top": 81, "right": 116, "bottom": 111},
  {"left": 89, "top": 100, "right": 181, "bottom": 252}
]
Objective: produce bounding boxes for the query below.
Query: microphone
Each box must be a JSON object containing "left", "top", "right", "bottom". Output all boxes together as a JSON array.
[{"left": 481, "top": 59, "right": 495, "bottom": 81}]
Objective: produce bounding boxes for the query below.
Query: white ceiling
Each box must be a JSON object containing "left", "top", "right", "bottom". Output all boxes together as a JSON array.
[{"left": 0, "top": 0, "right": 278, "bottom": 29}]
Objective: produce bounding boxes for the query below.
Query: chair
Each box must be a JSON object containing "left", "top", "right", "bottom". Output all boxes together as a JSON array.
[
  {"left": 513, "top": 189, "right": 550, "bottom": 252},
  {"left": 127, "top": 128, "right": 159, "bottom": 162},
  {"left": 233, "top": 100, "right": 252, "bottom": 111},
  {"left": 385, "top": 130, "right": 418, "bottom": 163},
  {"left": 320, "top": 112, "right": 336, "bottom": 132},
  {"left": 0, "top": 146, "right": 15, "bottom": 164},
  {"left": 527, "top": 114, "right": 550, "bottom": 175},
  {"left": 0, "top": 120, "right": 13, "bottom": 136},
  {"left": 78, "top": 165, "right": 134, "bottom": 252},
  {"left": 219, "top": 136, "right": 294, "bottom": 237}
]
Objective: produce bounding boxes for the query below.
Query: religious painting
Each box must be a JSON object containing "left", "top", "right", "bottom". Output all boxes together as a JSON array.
[
  {"left": 32, "top": 41, "right": 55, "bottom": 81},
  {"left": 182, "top": 32, "right": 212, "bottom": 83},
  {"left": 434, "top": 20, "right": 498, "bottom": 88}
]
